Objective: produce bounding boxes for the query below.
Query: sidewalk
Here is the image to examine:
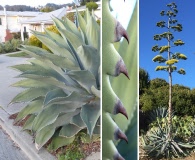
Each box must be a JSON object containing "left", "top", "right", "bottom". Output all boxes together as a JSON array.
[
  {"left": 0, "top": 54, "right": 56, "bottom": 160},
  {"left": 0, "top": 126, "right": 29, "bottom": 160},
  {"left": 0, "top": 54, "right": 100, "bottom": 160}
]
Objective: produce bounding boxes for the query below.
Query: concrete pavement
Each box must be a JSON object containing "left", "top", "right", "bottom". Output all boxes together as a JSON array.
[
  {"left": 0, "top": 126, "right": 29, "bottom": 160},
  {"left": 0, "top": 54, "right": 56, "bottom": 160}
]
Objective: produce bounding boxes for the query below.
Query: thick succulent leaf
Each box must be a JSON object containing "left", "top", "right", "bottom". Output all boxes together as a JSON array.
[
  {"left": 35, "top": 125, "right": 56, "bottom": 150},
  {"left": 59, "top": 29, "right": 83, "bottom": 51},
  {"left": 10, "top": 88, "right": 49, "bottom": 104},
  {"left": 44, "top": 29, "right": 71, "bottom": 52},
  {"left": 59, "top": 124, "right": 82, "bottom": 138},
  {"left": 93, "top": 125, "right": 100, "bottom": 135},
  {"left": 31, "top": 30, "right": 74, "bottom": 60},
  {"left": 77, "top": 45, "right": 100, "bottom": 78},
  {"left": 91, "top": 86, "right": 100, "bottom": 98},
  {"left": 26, "top": 58, "right": 77, "bottom": 87},
  {"left": 68, "top": 70, "right": 97, "bottom": 93},
  {"left": 48, "top": 135, "right": 75, "bottom": 151},
  {"left": 22, "top": 114, "right": 36, "bottom": 131},
  {"left": 45, "top": 91, "right": 93, "bottom": 106},
  {"left": 81, "top": 99, "right": 100, "bottom": 136},
  {"left": 12, "top": 79, "right": 55, "bottom": 89},
  {"left": 44, "top": 88, "right": 67, "bottom": 106},
  {"left": 85, "top": 8, "right": 91, "bottom": 24},
  {"left": 32, "top": 103, "right": 82, "bottom": 132},
  {"left": 35, "top": 111, "right": 79, "bottom": 149},
  {"left": 86, "top": 16, "right": 100, "bottom": 50},
  {"left": 117, "top": 108, "right": 137, "bottom": 160},
  {"left": 10, "top": 64, "right": 42, "bottom": 73},
  {"left": 63, "top": 17, "right": 82, "bottom": 39},
  {"left": 77, "top": 11, "right": 87, "bottom": 35},
  {"left": 15, "top": 97, "right": 44, "bottom": 122},
  {"left": 21, "top": 45, "right": 79, "bottom": 70},
  {"left": 17, "top": 74, "right": 78, "bottom": 93},
  {"left": 70, "top": 113, "right": 86, "bottom": 128}
]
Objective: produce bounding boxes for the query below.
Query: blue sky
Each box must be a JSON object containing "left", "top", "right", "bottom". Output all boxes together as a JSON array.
[{"left": 140, "top": 0, "right": 195, "bottom": 89}]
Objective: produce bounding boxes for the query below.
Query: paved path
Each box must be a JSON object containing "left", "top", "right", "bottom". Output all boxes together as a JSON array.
[
  {"left": 0, "top": 54, "right": 28, "bottom": 114},
  {"left": 0, "top": 126, "right": 29, "bottom": 160}
]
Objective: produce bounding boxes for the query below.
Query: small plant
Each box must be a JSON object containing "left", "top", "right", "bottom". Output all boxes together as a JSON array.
[
  {"left": 4, "top": 41, "right": 14, "bottom": 53},
  {"left": 149, "top": 116, "right": 195, "bottom": 141}
]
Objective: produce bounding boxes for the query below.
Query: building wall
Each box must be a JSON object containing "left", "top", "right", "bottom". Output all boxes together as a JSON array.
[{"left": 0, "top": 15, "right": 36, "bottom": 42}]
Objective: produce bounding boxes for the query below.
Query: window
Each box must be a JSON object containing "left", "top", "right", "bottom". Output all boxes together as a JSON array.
[{"left": 0, "top": 18, "right": 2, "bottom": 25}]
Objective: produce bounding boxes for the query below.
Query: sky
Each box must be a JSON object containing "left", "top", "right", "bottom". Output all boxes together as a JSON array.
[
  {"left": 110, "top": 0, "right": 137, "bottom": 29},
  {"left": 140, "top": 0, "right": 195, "bottom": 89},
  {"left": 0, "top": 0, "right": 73, "bottom": 7}
]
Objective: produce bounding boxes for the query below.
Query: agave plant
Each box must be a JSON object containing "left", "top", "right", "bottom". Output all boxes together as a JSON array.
[
  {"left": 102, "top": 0, "right": 134, "bottom": 159},
  {"left": 9, "top": 9, "right": 100, "bottom": 150},
  {"left": 142, "top": 116, "right": 195, "bottom": 158}
]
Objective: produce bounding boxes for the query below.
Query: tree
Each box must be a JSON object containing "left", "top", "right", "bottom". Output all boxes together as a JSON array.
[
  {"left": 40, "top": 6, "right": 54, "bottom": 12},
  {"left": 139, "top": 68, "right": 150, "bottom": 95},
  {"left": 152, "top": 2, "right": 187, "bottom": 140},
  {"left": 86, "top": 2, "right": 98, "bottom": 11}
]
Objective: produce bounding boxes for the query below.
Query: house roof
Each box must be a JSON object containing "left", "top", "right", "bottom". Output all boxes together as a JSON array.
[
  {"left": 67, "top": 3, "right": 101, "bottom": 19},
  {"left": 0, "top": 11, "right": 41, "bottom": 17},
  {"left": 20, "top": 7, "right": 67, "bottom": 24}
]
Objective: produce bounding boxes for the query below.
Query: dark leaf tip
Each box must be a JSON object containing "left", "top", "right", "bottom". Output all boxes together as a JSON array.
[
  {"left": 114, "top": 20, "right": 129, "bottom": 44},
  {"left": 114, "top": 128, "right": 128, "bottom": 144},
  {"left": 114, "top": 100, "right": 128, "bottom": 119},
  {"left": 115, "top": 59, "right": 130, "bottom": 79}
]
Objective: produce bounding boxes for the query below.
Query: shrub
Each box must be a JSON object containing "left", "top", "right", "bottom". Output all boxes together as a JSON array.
[
  {"left": 11, "top": 38, "right": 22, "bottom": 52},
  {"left": 29, "top": 35, "right": 42, "bottom": 48},
  {"left": 86, "top": 2, "right": 98, "bottom": 11},
  {"left": 4, "top": 41, "right": 14, "bottom": 53},
  {"left": 149, "top": 115, "right": 195, "bottom": 141},
  {"left": 0, "top": 43, "right": 4, "bottom": 53}
]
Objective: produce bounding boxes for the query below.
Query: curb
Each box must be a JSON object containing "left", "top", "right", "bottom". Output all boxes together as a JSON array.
[{"left": 0, "top": 109, "right": 56, "bottom": 160}]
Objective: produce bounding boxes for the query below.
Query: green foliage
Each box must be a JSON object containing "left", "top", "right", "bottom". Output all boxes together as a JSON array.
[
  {"left": 40, "top": 7, "right": 54, "bottom": 12},
  {"left": 10, "top": 10, "right": 100, "bottom": 150},
  {"left": 4, "top": 41, "right": 14, "bottom": 53},
  {"left": 29, "top": 25, "right": 60, "bottom": 51},
  {"left": 139, "top": 68, "right": 150, "bottom": 95},
  {"left": 140, "top": 78, "right": 195, "bottom": 116},
  {"left": 142, "top": 116, "right": 195, "bottom": 159},
  {"left": 29, "top": 35, "right": 42, "bottom": 48},
  {"left": 0, "top": 43, "right": 4, "bottom": 53},
  {"left": 86, "top": 2, "right": 98, "bottom": 11},
  {"left": 66, "top": 12, "right": 75, "bottom": 22},
  {"left": 150, "top": 116, "right": 195, "bottom": 140},
  {"left": 0, "top": 39, "right": 28, "bottom": 54}
]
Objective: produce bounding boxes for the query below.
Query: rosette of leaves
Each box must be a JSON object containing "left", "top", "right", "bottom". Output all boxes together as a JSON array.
[
  {"left": 9, "top": 9, "right": 100, "bottom": 150},
  {"left": 102, "top": 0, "right": 137, "bottom": 159},
  {"left": 142, "top": 116, "right": 195, "bottom": 159}
]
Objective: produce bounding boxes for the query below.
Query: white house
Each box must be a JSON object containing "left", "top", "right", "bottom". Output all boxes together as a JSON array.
[
  {"left": 0, "top": 8, "right": 40, "bottom": 42},
  {"left": 20, "top": 7, "right": 67, "bottom": 40}
]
